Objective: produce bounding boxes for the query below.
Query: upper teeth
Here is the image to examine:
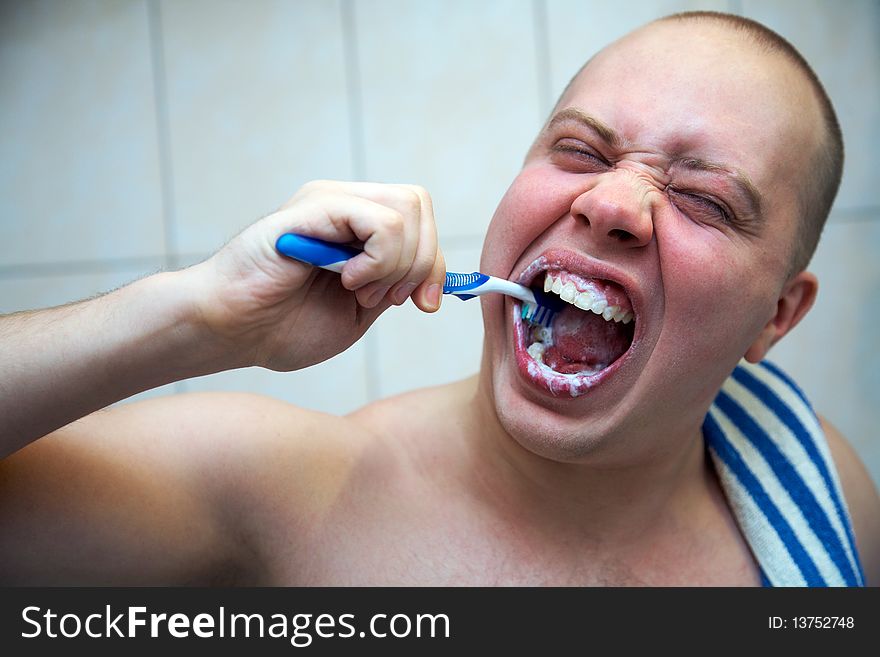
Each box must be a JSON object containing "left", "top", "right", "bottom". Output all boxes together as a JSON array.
[{"left": 544, "top": 273, "right": 633, "bottom": 324}]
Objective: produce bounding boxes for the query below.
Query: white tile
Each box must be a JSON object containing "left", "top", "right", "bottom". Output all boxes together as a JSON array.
[
  {"left": 160, "top": 0, "right": 354, "bottom": 255},
  {"left": 545, "top": 0, "right": 728, "bottom": 110},
  {"left": 770, "top": 213, "right": 880, "bottom": 488},
  {"left": 0, "top": 0, "right": 165, "bottom": 266},
  {"left": 0, "top": 265, "right": 163, "bottom": 314},
  {"left": 355, "top": 0, "right": 541, "bottom": 242},
  {"left": 740, "top": 0, "right": 880, "bottom": 213},
  {"left": 371, "top": 242, "right": 485, "bottom": 399},
  {"left": 180, "top": 342, "right": 370, "bottom": 416}
]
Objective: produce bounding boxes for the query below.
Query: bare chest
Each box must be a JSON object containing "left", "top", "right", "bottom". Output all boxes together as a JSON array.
[{"left": 260, "top": 485, "right": 761, "bottom": 587}]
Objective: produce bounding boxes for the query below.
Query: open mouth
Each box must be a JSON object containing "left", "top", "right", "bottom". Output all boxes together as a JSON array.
[{"left": 513, "top": 257, "right": 637, "bottom": 397}]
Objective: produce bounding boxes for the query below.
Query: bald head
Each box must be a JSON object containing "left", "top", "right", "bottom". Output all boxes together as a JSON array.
[{"left": 553, "top": 11, "right": 842, "bottom": 276}]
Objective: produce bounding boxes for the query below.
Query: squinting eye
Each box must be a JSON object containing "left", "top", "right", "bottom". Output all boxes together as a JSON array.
[
  {"left": 551, "top": 139, "right": 610, "bottom": 172},
  {"left": 667, "top": 187, "right": 732, "bottom": 224}
]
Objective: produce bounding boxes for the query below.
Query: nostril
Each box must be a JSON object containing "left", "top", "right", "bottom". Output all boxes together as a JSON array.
[{"left": 608, "top": 228, "right": 636, "bottom": 242}]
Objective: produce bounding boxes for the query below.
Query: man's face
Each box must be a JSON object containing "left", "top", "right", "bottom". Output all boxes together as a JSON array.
[{"left": 478, "top": 21, "right": 820, "bottom": 462}]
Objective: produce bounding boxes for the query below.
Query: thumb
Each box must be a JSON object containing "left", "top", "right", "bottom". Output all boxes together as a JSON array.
[{"left": 412, "top": 249, "right": 446, "bottom": 313}]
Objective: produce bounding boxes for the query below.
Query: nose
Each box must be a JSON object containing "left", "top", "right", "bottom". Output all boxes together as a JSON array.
[{"left": 570, "top": 170, "right": 654, "bottom": 249}]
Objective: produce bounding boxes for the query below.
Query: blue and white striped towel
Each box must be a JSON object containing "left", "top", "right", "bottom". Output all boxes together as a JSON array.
[{"left": 703, "top": 359, "right": 865, "bottom": 587}]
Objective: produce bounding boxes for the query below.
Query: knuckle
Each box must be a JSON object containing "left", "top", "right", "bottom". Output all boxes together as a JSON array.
[
  {"left": 381, "top": 208, "right": 406, "bottom": 236},
  {"left": 406, "top": 184, "right": 433, "bottom": 211},
  {"left": 395, "top": 186, "right": 423, "bottom": 215},
  {"left": 297, "top": 179, "right": 331, "bottom": 201},
  {"left": 300, "top": 179, "right": 325, "bottom": 193},
  {"left": 402, "top": 183, "right": 429, "bottom": 198}
]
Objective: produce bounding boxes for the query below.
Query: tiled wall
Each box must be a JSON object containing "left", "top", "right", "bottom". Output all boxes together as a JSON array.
[{"left": 1, "top": 0, "right": 878, "bottom": 487}]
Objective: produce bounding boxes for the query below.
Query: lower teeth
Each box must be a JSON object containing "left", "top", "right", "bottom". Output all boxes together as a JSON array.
[
  {"left": 528, "top": 343, "right": 606, "bottom": 374},
  {"left": 525, "top": 312, "right": 608, "bottom": 375},
  {"left": 527, "top": 341, "right": 546, "bottom": 362},
  {"left": 526, "top": 323, "right": 552, "bottom": 365}
]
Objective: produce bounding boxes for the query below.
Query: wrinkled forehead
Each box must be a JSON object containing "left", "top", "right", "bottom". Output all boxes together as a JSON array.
[{"left": 557, "top": 21, "right": 822, "bottom": 210}]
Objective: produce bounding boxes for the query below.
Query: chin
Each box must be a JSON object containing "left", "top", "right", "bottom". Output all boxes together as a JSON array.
[
  {"left": 482, "top": 341, "right": 645, "bottom": 465},
  {"left": 477, "top": 248, "right": 650, "bottom": 458},
  {"left": 494, "top": 398, "right": 607, "bottom": 462}
]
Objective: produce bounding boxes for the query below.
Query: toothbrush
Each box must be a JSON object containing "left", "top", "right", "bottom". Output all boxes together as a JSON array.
[{"left": 275, "top": 233, "right": 564, "bottom": 327}]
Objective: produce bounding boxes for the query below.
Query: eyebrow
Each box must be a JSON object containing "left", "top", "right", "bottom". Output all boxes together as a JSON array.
[
  {"left": 544, "top": 108, "right": 625, "bottom": 149},
  {"left": 544, "top": 108, "right": 764, "bottom": 220},
  {"left": 673, "top": 157, "right": 764, "bottom": 220}
]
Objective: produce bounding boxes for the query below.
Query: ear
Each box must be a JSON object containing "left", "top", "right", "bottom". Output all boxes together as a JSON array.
[{"left": 744, "top": 271, "right": 818, "bottom": 363}]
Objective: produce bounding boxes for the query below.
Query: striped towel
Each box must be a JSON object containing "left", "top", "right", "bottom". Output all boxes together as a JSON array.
[{"left": 703, "top": 359, "right": 865, "bottom": 587}]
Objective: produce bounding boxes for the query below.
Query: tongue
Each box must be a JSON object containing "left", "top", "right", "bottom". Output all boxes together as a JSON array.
[{"left": 543, "top": 305, "right": 631, "bottom": 374}]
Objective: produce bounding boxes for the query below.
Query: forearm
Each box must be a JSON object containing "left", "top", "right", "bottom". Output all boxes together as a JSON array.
[
  {"left": 0, "top": 269, "right": 230, "bottom": 458},
  {"left": 0, "top": 180, "right": 446, "bottom": 458}
]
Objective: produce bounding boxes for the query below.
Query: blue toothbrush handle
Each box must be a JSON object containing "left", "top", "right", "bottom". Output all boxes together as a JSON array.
[
  {"left": 443, "top": 271, "right": 489, "bottom": 300},
  {"left": 275, "top": 233, "right": 360, "bottom": 273},
  {"left": 275, "top": 233, "right": 491, "bottom": 302},
  {"left": 275, "top": 234, "right": 555, "bottom": 325}
]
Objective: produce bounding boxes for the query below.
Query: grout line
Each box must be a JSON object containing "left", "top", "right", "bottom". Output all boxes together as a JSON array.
[
  {"left": 341, "top": 0, "right": 367, "bottom": 181},
  {"left": 532, "top": 0, "right": 552, "bottom": 123},
  {"left": 0, "top": 256, "right": 167, "bottom": 279},
  {"left": 0, "top": 250, "right": 214, "bottom": 279},
  {"left": 146, "top": 0, "right": 180, "bottom": 271},
  {"left": 341, "top": 0, "right": 380, "bottom": 402}
]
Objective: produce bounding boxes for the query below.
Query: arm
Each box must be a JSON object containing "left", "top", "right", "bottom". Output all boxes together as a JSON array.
[
  {"left": 0, "top": 181, "right": 445, "bottom": 584},
  {"left": 0, "top": 390, "right": 357, "bottom": 585},
  {"left": 0, "top": 393, "right": 248, "bottom": 585},
  {"left": 1, "top": 181, "right": 445, "bottom": 459},
  {"left": 0, "top": 271, "right": 219, "bottom": 459},
  {"left": 820, "top": 416, "right": 880, "bottom": 586}
]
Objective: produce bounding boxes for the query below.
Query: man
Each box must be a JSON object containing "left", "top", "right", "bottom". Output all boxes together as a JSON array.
[{"left": 1, "top": 12, "right": 877, "bottom": 585}]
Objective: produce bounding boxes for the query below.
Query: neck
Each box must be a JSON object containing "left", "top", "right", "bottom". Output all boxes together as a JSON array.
[{"left": 458, "top": 374, "right": 714, "bottom": 546}]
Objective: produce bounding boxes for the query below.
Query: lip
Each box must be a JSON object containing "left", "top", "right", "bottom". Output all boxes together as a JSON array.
[{"left": 509, "top": 249, "right": 645, "bottom": 398}]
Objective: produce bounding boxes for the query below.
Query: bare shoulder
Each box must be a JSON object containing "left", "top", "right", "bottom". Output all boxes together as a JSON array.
[
  {"left": 114, "top": 391, "right": 373, "bottom": 516},
  {"left": 117, "top": 391, "right": 392, "bottom": 584},
  {"left": 348, "top": 376, "right": 477, "bottom": 430},
  {"left": 77, "top": 390, "right": 364, "bottom": 483},
  {"left": 819, "top": 415, "right": 880, "bottom": 586},
  {"left": 0, "top": 390, "right": 367, "bottom": 584}
]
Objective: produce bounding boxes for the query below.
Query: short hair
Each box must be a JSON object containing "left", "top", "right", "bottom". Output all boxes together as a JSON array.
[{"left": 557, "top": 11, "right": 844, "bottom": 276}]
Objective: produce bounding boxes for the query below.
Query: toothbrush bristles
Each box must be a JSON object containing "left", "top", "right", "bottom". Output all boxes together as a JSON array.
[{"left": 522, "top": 302, "right": 554, "bottom": 328}]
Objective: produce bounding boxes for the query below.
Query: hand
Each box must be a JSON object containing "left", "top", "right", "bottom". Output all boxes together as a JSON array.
[{"left": 185, "top": 180, "right": 446, "bottom": 371}]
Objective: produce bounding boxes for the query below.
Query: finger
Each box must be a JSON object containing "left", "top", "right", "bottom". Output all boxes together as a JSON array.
[
  {"left": 387, "top": 186, "right": 441, "bottom": 309},
  {"left": 273, "top": 193, "right": 408, "bottom": 291},
  {"left": 346, "top": 187, "right": 422, "bottom": 293},
  {"left": 275, "top": 181, "right": 435, "bottom": 307},
  {"left": 298, "top": 182, "right": 425, "bottom": 269},
  {"left": 412, "top": 247, "right": 446, "bottom": 313},
  {"left": 354, "top": 279, "right": 393, "bottom": 309},
  {"left": 342, "top": 204, "right": 409, "bottom": 294}
]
